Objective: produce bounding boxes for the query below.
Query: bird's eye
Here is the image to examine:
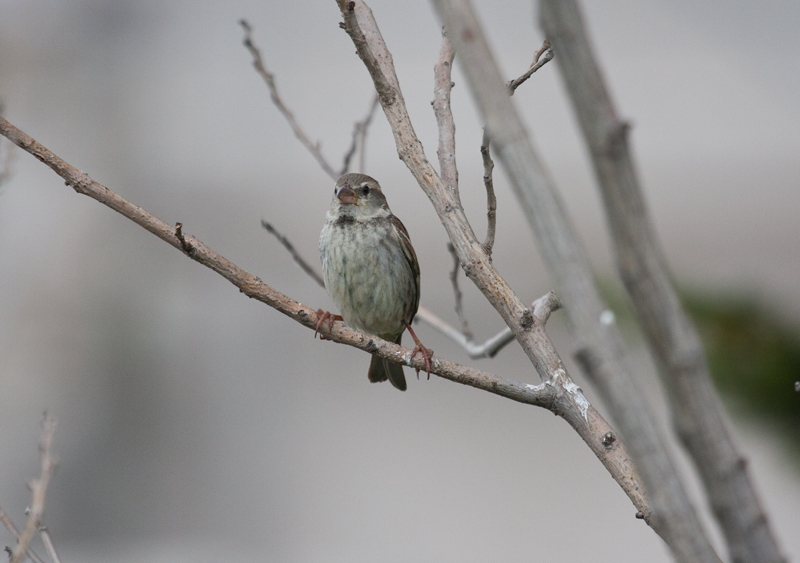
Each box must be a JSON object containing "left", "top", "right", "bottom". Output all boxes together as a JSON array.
[{"left": 359, "top": 184, "right": 370, "bottom": 196}]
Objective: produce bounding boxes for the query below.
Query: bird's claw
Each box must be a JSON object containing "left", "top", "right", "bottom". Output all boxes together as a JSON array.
[
  {"left": 404, "top": 321, "right": 433, "bottom": 379},
  {"left": 315, "top": 309, "right": 343, "bottom": 340},
  {"left": 410, "top": 344, "right": 434, "bottom": 379}
]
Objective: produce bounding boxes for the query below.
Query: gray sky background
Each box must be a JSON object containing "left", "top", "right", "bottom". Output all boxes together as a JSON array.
[{"left": 1, "top": 1, "right": 799, "bottom": 562}]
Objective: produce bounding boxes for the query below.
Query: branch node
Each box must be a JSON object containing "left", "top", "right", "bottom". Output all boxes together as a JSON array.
[
  {"left": 602, "top": 431, "right": 616, "bottom": 449},
  {"left": 175, "top": 222, "right": 195, "bottom": 256},
  {"left": 520, "top": 308, "right": 534, "bottom": 331}
]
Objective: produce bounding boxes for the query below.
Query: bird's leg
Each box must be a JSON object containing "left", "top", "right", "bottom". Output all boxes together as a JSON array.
[
  {"left": 315, "top": 309, "right": 343, "bottom": 339},
  {"left": 405, "top": 322, "right": 434, "bottom": 379}
]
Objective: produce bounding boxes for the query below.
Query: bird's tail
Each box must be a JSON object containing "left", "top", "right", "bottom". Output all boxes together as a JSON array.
[{"left": 367, "top": 334, "right": 407, "bottom": 391}]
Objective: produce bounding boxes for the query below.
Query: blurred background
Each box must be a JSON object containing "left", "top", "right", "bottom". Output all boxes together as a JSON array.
[{"left": 1, "top": 0, "right": 799, "bottom": 561}]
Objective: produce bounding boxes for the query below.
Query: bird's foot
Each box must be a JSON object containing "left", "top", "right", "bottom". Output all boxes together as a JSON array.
[
  {"left": 315, "top": 309, "right": 343, "bottom": 340},
  {"left": 405, "top": 322, "right": 434, "bottom": 379}
]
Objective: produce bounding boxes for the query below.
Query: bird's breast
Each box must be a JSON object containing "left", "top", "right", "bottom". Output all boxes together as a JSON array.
[{"left": 320, "top": 217, "right": 416, "bottom": 337}]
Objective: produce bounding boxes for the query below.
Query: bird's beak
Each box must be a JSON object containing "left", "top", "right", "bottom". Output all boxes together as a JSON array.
[{"left": 337, "top": 185, "right": 357, "bottom": 205}]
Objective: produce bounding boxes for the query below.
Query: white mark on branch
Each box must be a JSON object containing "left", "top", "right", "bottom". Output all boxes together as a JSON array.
[
  {"left": 564, "top": 379, "right": 590, "bottom": 421},
  {"left": 549, "top": 368, "right": 590, "bottom": 421},
  {"left": 600, "top": 309, "right": 615, "bottom": 326}
]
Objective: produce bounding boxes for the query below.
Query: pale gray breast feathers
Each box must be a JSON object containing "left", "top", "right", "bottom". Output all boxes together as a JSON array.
[{"left": 320, "top": 215, "right": 417, "bottom": 338}]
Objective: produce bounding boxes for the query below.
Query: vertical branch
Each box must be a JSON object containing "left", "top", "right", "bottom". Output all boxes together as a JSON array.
[
  {"left": 447, "top": 243, "right": 473, "bottom": 340},
  {"left": 433, "top": 27, "right": 459, "bottom": 197},
  {"left": 358, "top": 95, "right": 380, "bottom": 173},
  {"left": 0, "top": 507, "right": 47, "bottom": 563},
  {"left": 429, "top": 1, "right": 721, "bottom": 561},
  {"left": 480, "top": 129, "right": 497, "bottom": 256},
  {"left": 39, "top": 527, "right": 62, "bottom": 563},
  {"left": 539, "top": 2, "right": 785, "bottom": 562},
  {"left": 340, "top": 94, "right": 380, "bottom": 175},
  {"left": 337, "top": 0, "right": 652, "bottom": 523},
  {"left": 10, "top": 413, "right": 57, "bottom": 563}
]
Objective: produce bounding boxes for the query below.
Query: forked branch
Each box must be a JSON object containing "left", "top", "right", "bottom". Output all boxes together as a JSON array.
[
  {"left": 0, "top": 115, "right": 556, "bottom": 407},
  {"left": 337, "top": 0, "right": 650, "bottom": 522},
  {"left": 508, "top": 39, "right": 554, "bottom": 94}
]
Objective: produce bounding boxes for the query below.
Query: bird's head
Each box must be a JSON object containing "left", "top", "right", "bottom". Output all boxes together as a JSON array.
[{"left": 331, "top": 173, "right": 391, "bottom": 219}]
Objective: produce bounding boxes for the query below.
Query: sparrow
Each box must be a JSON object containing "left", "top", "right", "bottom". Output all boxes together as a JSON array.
[{"left": 317, "top": 173, "right": 432, "bottom": 391}]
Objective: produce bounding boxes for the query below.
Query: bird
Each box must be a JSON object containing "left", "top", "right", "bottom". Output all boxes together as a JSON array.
[{"left": 317, "top": 173, "right": 432, "bottom": 391}]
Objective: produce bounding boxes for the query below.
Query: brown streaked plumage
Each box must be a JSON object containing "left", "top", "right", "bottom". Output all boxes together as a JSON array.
[{"left": 318, "top": 173, "right": 431, "bottom": 391}]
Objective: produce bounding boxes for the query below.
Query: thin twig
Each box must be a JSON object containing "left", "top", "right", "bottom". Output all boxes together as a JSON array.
[
  {"left": 240, "top": 19, "right": 338, "bottom": 180},
  {"left": 0, "top": 507, "right": 47, "bottom": 563},
  {"left": 261, "top": 220, "right": 325, "bottom": 288},
  {"left": 533, "top": 39, "right": 552, "bottom": 65},
  {"left": 446, "top": 243, "right": 473, "bottom": 340},
  {"left": 10, "top": 413, "right": 57, "bottom": 563},
  {"left": 357, "top": 97, "right": 380, "bottom": 173},
  {"left": 38, "top": 527, "right": 61, "bottom": 563},
  {"left": 508, "top": 40, "right": 554, "bottom": 94},
  {"left": 341, "top": 94, "right": 380, "bottom": 175},
  {"left": 480, "top": 129, "right": 496, "bottom": 256}
]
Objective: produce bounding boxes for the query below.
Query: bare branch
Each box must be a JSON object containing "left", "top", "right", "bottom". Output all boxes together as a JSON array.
[
  {"left": 261, "top": 220, "right": 325, "bottom": 288},
  {"left": 508, "top": 40, "right": 554, "bottom": 95},
  {"left": 416, "top": 306, "right": 515, "bottom": 359},
  {"left": 540, "top": 1, "right": 785, "bottom": 561},
  {"left": 430, "top": 0, "right": 720, "bottom": 559},
  {"left": 357, "top": 96, "right": 380, "bottom": 173},
  {"left": 446, "top": 243, "right": 473, "bottom": 340},
  {"left": 0, "top": 115, "right": 557, "bottom": 407},
  {"left": 432, "top": 27, "right": 459, "bottom": 198},
  {"left": 10, "top": 413, "right": 57, "bottom": 563},
  {"left": 480, "top": 129, "right": 497, "bottom": 255},
  {"left": 339, "top": 0, "right": 651, "bottom": 522},
  {"left": 340, "top": 94, "right": 380, "bottom": 175},
  {"left": 0, "top": 507, "right": 47, "bottom": 563},
  {"left": 240, "top": 19, "right": 338, "bottom": 180},
  {"left": 532, "top": 39, "right": 552, "bottom": 65},
  {"left": 39, "top": 527, "right": 62, "bottom": 563}
]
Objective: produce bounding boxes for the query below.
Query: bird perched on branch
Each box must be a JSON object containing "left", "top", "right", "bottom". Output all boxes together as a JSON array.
[{"left": 317, "top": 173, "right": 432, "bottom": 391}]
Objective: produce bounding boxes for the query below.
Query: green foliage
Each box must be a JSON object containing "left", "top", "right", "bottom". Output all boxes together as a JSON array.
[{"left": 684, "top": 293, "right": 800, "bottom": 450}]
